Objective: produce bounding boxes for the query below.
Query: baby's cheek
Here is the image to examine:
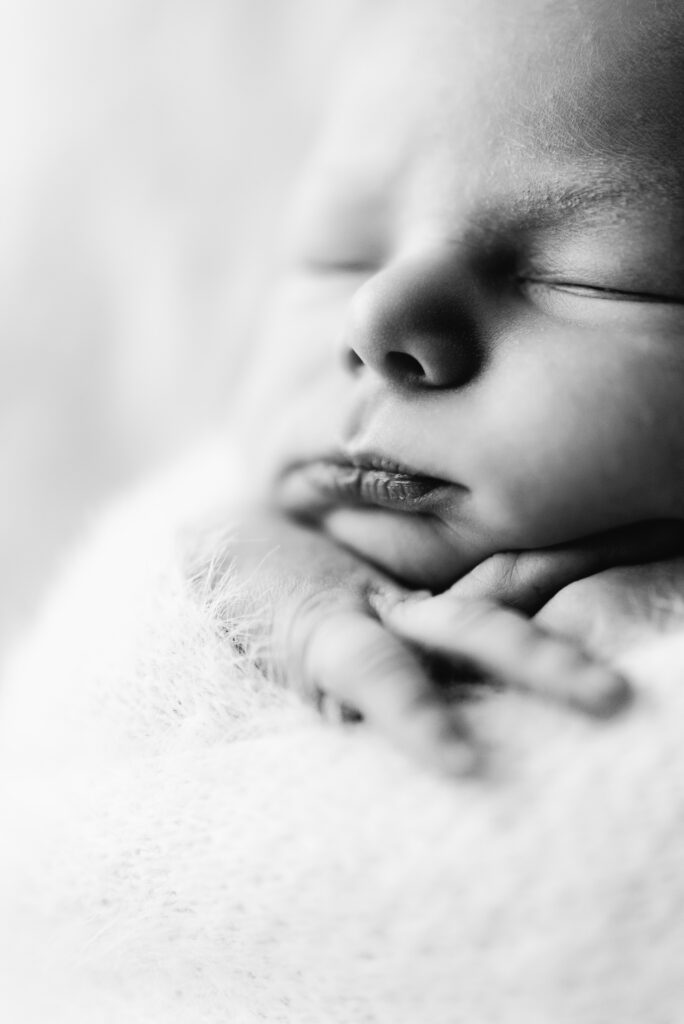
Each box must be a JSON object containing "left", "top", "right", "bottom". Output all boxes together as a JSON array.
[
  {"left": 477, "top": 368, "right": 678, "bottom": 542},
  {"left": 235, "top": 310, "right": 358, "bottom": 488}
]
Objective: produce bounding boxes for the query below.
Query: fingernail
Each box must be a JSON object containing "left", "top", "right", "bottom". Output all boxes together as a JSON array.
[{"left": 369, "top": 588, "right": 432, "bottom": 619}]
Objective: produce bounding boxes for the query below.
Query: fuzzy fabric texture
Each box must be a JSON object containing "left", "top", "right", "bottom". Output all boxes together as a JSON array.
[{"left": 1, "top": 444, "right": 684, "bottom": 1023}]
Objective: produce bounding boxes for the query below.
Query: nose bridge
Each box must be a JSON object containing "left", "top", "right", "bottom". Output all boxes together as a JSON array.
[{"left": 346, "top": 250, "right": 480, "bottom": 389}]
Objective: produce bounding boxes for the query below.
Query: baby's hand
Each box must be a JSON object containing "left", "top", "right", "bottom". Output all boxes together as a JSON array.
[
  {"left": 189, "top": 513, "right": 632, "bottom": 775},
  {"left": 372, "top": 587, "right": 628, "bottom": 726},
  {"left": 537, "top": 554, "right": 684, "bottom": 659}
]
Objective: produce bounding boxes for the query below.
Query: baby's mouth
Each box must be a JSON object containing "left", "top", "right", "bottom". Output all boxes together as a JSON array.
[
  {"left": 276, "top": 455, "right": 460, "bottom": 516},
  {"left": 275, "top": 455, "right": 478, "bottom": 587}
]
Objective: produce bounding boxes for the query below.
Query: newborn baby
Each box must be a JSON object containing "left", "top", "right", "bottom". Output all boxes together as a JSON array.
[
  {"left": 227, "top": 0, "right": 684, "bottom": 770},
  {"left": 4, "top": 3, "right": 684, "bottom": 1020}
]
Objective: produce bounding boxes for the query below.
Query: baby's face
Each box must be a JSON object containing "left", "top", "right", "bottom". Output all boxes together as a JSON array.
[{"left": 266, "top": 0, "right": 684, "bottom": 586}]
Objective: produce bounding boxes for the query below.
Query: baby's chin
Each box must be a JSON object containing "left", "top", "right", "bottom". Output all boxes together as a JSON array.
[{"left": 322, "top": 507, "right": 492, "bottom": 589}]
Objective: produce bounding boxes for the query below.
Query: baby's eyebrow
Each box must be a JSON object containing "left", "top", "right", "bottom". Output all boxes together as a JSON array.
[
  {"left": 479, "top": 167, "right": 679, "bottom": 239},
  {"left": 502, "top": 168, "right": 683, "bottom": 230}
]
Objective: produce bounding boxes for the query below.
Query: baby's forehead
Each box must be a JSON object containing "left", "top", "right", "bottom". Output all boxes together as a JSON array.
[{"left": 315, "top": 0, "right": 684, "bottom": 222}]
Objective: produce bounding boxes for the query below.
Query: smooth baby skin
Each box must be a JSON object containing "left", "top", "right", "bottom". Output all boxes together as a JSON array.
[
  {"left": 244, "top": 0, "right": 684, "bottom": 588},
  {"left": 227, "top": 0, "right": 684, "bottom": 762}
]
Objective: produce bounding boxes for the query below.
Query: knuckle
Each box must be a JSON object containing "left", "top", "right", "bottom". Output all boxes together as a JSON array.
[{"left": 250, "top": 587, "right": 345, "bottom": 692}]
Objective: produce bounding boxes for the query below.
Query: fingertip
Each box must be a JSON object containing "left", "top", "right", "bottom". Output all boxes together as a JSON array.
[
  {"left": 369, "top": 587, "right": 433, "bottom": 621},
  {"left": 573, "top": 668, "right": 632, "bottom": 719}
]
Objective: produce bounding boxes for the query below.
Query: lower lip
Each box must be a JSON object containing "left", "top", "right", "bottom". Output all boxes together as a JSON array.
[{"left": 277, "top": 459, "right": 450, "bottom": 513}]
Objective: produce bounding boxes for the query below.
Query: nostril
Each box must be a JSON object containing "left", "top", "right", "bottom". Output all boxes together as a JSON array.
[
  {"left": 345, "top": 347, "right": 365, "bottom": 373},
  {"left": 385, "top": 351, "right": 426, "bottom": 381}
]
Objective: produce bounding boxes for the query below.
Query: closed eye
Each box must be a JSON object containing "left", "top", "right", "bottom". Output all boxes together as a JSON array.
[{"left": 519, "top": 277, "right": 683, "bottom": 304}]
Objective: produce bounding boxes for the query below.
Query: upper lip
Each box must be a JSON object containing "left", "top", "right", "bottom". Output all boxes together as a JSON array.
[{"left": 343, "top": 451, "right": 429, "bottom": 476}]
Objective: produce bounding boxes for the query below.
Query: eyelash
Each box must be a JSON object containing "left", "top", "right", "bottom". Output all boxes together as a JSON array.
[
  {"left": 303, "top": 259, "right": 682, "bottom": 308},
  {"left": 519, "top": 278, "right": 680, "bottom": 305}
]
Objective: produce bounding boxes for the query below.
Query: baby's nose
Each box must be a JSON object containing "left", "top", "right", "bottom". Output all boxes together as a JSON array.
[{"left": 345, "top": 253, "right": 480, "bottom": 388}]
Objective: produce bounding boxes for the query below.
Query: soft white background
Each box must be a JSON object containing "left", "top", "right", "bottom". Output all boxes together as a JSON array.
[{"left": 0, "top": 0, "right": 358, "bottom": 651}]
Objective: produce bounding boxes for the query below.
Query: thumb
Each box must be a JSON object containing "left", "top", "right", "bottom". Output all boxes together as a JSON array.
[{"left": 448, "top": 520, "right": 684, "bottom": 615}]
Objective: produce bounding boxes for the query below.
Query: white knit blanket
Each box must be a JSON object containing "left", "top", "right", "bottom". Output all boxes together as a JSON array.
[{"left": 1, "top": 445, "right": 683, "bottom": 1023}]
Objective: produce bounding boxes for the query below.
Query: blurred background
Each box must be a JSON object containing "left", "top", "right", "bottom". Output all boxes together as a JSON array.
[{"left": 0, "top": 0, "right": 359, "bottom": 653}]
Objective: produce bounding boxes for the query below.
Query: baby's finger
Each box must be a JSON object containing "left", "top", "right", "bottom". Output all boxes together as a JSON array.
[
  {"left": 376, "top": 592, "right": 630, "bottom": 716},
  {"left": 302, "top": 609, "right": 477, "bottom": 775},
  {"left": 451, "top": 520, "right": 684, "bottom": 615}
]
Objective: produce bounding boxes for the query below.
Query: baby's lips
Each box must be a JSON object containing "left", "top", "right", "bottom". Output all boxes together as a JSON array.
[{"left": 276, "top": 459, "right": 448, "bottom": 518}]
